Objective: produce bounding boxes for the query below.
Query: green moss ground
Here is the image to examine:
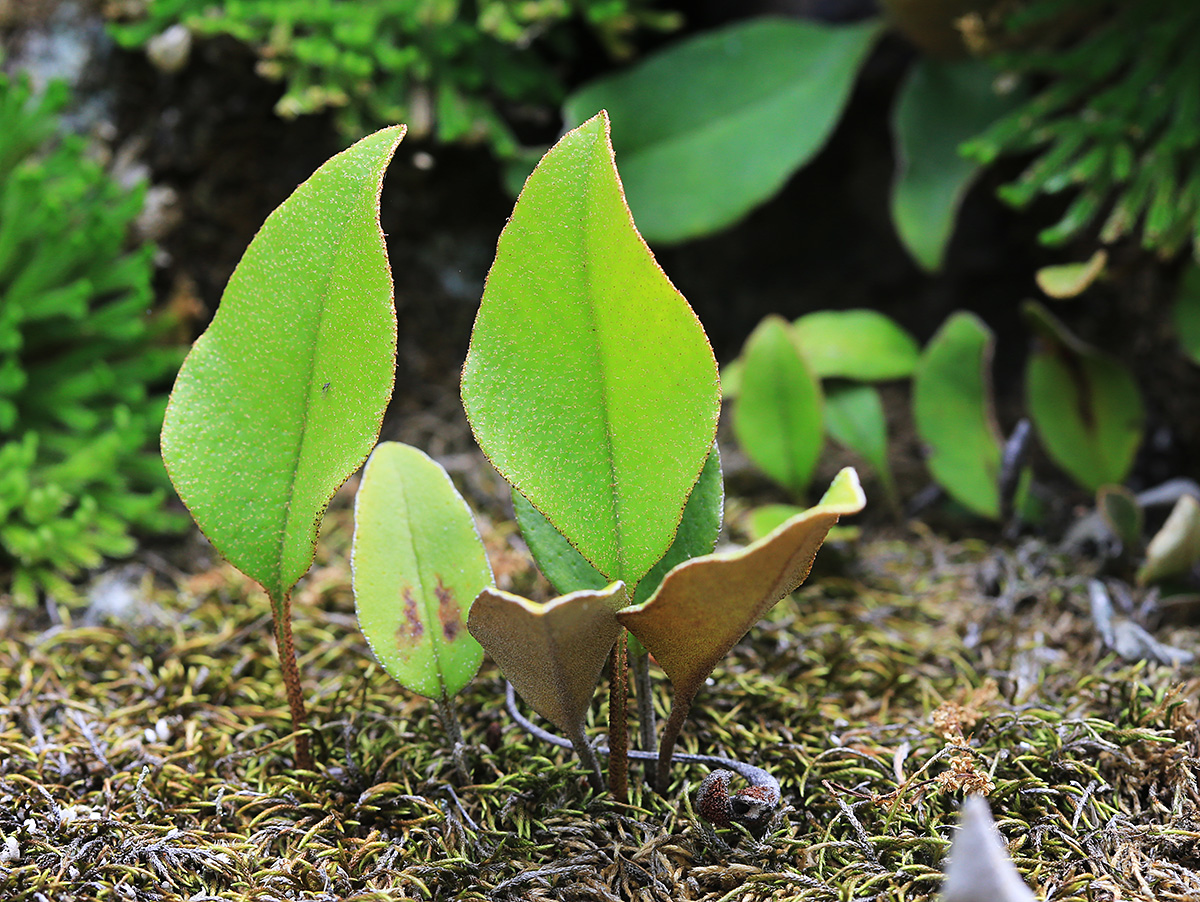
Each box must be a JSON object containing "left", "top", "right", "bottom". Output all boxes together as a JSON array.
[{"left": 1, "top": 507, "right": 1197, "bottom": 900}]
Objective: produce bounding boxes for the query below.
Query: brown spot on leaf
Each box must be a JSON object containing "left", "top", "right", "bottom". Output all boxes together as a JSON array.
[
  {"left": 435, "top": 576, "right": 461, "bottom": 641},
  {"left": 396, "top": 588, "right": 424, "bottom": 648}
]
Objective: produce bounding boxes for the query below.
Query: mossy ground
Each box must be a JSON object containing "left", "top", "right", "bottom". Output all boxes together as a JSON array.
[{"left": 1, "top": 488, "right": 1198, "bottom": 901}]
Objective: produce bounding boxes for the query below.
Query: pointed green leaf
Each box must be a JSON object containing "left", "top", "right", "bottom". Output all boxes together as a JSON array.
[
  {"left": 1098, "top": 484, "right": 1143, "bottom": 553},
  {"left": 467, "top": 582, "right": 627, "bottom": 738},
  {"left": 1023, "top": 301, "right": 1144, "bottom": 492},
  {"left": 732, "top": 315, "right": 823, "bottom": 497},
  {"left": 892, "top": 59, "right": 1019, "bottom": 272},
  {"left": 617, "top": 469, "right": 864, "bottom": 712},
  {"left": 1138, "top": 495, "right": 1200, "bottom": 586},
  {"left": 515, "top": 445, "right": 724, "bottom": 605},
  {"left": 825, "top": 382, "right": 899, "bottom": 513},
  {"left": 913, "top": 313, "right": 1002, "bottom": 519},
  {"left": 793, "top": 309, "right": 920, "bottom": 380},
  {"left": 461, "top": 112, "right": 720, "bottom": 589},
  {"left": 161, "top": 127, "right": 404, "bottom": 601},
  {"left": 351, "top": 442, "right": 490, "bottom": 700},
  {"left": 564, "top": 18, "right": 882, "bottom": 243}
]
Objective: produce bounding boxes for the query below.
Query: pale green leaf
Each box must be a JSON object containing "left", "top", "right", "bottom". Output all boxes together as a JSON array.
[
  {"left": 793, "top": 309, "right": 919, "bottom": 380},
  {"left": 352, "top": 442, "right": 490, "bottom": 699}
]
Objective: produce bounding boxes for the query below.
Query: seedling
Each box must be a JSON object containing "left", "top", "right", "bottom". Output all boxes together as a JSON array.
[
  {"left": 161, "top": 126, "right": 406, "bottom": 769},
  {"left": 458, "top": 111, "right": 865, "bottom": 797}
]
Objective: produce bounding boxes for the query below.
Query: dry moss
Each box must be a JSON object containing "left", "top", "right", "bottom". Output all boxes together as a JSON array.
[{"left": 0, "top": 518, "right": 1197, "bottom": 900}]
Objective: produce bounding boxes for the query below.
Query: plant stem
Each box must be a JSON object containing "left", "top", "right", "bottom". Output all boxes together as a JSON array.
[
  {"left": 567, "top": 722, "right": 606, "bottom": 792},
  {"left": 607, "top": 630, "right": 629, "bottom": 803},
  {"left": 437, "top": 689, "right": 471, "bottom": 783},
  {"left": 269, "top": 591, "right": 312, "bottom": 770},
  {"left": 655, "top": 688, "right": 693, "bottom": 794},
  {"left": 630, "top": 649, "right": 657, "bottom": 752}
]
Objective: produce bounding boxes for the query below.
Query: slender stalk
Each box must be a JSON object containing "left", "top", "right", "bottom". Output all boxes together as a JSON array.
[
  {"left": 437, "top": 689, "right": 471, "bottom": 783},
  {"left": 607, "top": 631, "right": 629, "bottom": 803},
  {"left": 567, "top": 722, "right": 606, "bottom": 792},
  {"left": 630, "top": 649, "right": 657, "bottom": 751},
  {"left": 655, "top": 688, "right": 693, "bottom": 794},
  {"left": 269, "top": 591, "right": 312, "bottom": 770}
]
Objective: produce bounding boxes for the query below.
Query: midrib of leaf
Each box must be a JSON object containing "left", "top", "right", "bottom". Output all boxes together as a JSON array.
[
  {"left": 581, "top": 143, "right": 628, "bottom": 585},
  {"left": 397, "top": 458, "right": 447, "bottom": 688},
  {"left": 273, "top": 194, "right": 356, "bottom": 598}
]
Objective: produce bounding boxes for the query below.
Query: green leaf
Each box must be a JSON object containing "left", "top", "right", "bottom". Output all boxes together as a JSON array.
[
  {"left": 461, "top": 112, "right": 720, "bottom": 589},
  {"left": 1138, "top": 494, "right": 1200, "bottom": 585},
  {"left": 732, "top": 315, "right": 823, "bottom": 497},
  {"left": 1035, "top": 250, "right": 1108, "bottom": 299},
  {"left": 1173, "top": 264, "right": 1200, "bottom": 365},
  {"left": 792, "top": 309, "right": 919, "bottom": 380},
  {"left": 468, "top": 582, "right": 627, "bottom": 743},
  {"left": 351, "top": 442, "right": 490, "bottom": 700},
  {"left": 913, "top": 313, "right": 1002, "bottom": 519},
  {"left": 1098, "top": 484, "right": 1143, "bottom": 553},
  {"left": 892, "top": 58, "right": 1018, "bottom": 272},
  {"left": 161, "top": 127, "right": 404, "bottom": 601},
  {"left": 515, "top": 445, "right": 724, "bottom": 605},
  {"left": 617, "top": 468, "right": 864, "bottom": 729},
  {"left": 824, "top": 382, "right": 899, "bottom": 513},
  {"left": 564, "top": 18, "right": 881, "bottom": 244},
  {"left": 1024, "top": 301, "right": 1144, "bottom": 492}
]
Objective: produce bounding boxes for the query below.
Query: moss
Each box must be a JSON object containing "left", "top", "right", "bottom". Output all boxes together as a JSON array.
[{"left": 0, "top": 520, "right": 1195, "bottom": 899}]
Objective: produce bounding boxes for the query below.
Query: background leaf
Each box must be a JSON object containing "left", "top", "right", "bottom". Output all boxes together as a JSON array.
[
  {"left": 564, "top": 18, "right": 881, "bottom": 244},
  {"left": 913, "top": 313, "right": 1002, "bottom": 519},
  {"left": 1138, "top": 495, "right": 1200, "bottom": 586},
  {"left": 732, "top": 315, "right": 823, "bottom": 497},
  {"left": 824, "top": 382, "right": 899, "bottom": 513},
  {"left": 793, "top": 309, "right": 919, "bottom": 380},
  {"left": 1023, "top": 301, "right": 1144, "bottom": 492},
  {"left": 161, "top": 127, "right": 404, "bottom": 601},
  {"left": 1173, "top": 264, "right": 1200, "bottom": 365},
  {"left": 461, "top": 112, "right": 719, "bottom": 589},
  {"left": 892, "top": 58, "right": 1019, "bottom": 272},
  {"left": 515, "top": 446, "right": 723, "bottom": 605},
  {"left": 351, "top": 442, "right": 490, "bottom": 700}
]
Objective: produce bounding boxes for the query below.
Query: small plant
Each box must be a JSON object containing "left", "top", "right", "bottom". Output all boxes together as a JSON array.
[
  {"left": 161, "top": 125, "right": 407, "bottom": 769},
  {"left": 726, "top": 302, "right": 1144, "bottom": 522},
  {"left": 108, "top": 0, "right": 680, "bottom": 157},
  {"left": 0, "top": 74, "right": 185, "bottom": 606}
]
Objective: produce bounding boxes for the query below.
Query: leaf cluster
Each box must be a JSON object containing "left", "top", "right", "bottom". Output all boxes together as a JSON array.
[
  {"left": 107, "top": 0, "right": 680, "bottom": 156},
  {"left": 0, "top": 75, "right": 185, "bottom": 606},
  {"left": 965, "top": 0, "right": 1200, "bottom": 257}
]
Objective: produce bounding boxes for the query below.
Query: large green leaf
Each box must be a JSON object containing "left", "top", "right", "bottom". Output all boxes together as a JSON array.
[
  {"left": 514, "top": 445, "right": 723, "bottom": 605},
  {"left": 461, "top": 112, "right": 719, "bottom": 589},
  {"left": 732, "top": 315, "right": 823, "bottom": 497},
  {"left": 352, "top": 442, "right": 490, "bottom": 700},
  {"left": 1024, "top": 301, "right": 1143, "bottom": 492},
  {"left": 793, "top": 309, "right": 920, "bottom": 380},
  {"left": 913, "top": 313, "right": 1002, "bottom": 519},
  {"left": 564, "top": 18, "right": 881, "bottom": 244},
  {"left": 892, "top": 58, "right": 1018, "bottom": 272},
  {"left": 161, "top": 127, "right": 404, "bottom": 601}
]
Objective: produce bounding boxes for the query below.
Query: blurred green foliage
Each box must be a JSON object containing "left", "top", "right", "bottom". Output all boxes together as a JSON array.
[
  {"left": 966, "top": 0, "right": 1200, "bottom": 258},
  {"left": 108, "top": 0, "right": 680, "bottom": 157},
  {"left": 0, "top": 75, "right": 185, "bottom": 606}
]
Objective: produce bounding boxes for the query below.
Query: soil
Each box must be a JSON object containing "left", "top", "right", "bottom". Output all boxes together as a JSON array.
[{"left": 2, "top": 4, "right": 1200, "bottom": 901}]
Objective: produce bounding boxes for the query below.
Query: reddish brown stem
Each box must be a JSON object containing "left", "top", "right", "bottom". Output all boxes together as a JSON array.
[
  {"left": 270, "top": 591, "right": 313, "bottom": 770},
  {"left": 655, "top": 688, "right": 693, "bottom": 794},
  {"left": 607, "top": 630, "right": 629, "bottom": 803}
]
